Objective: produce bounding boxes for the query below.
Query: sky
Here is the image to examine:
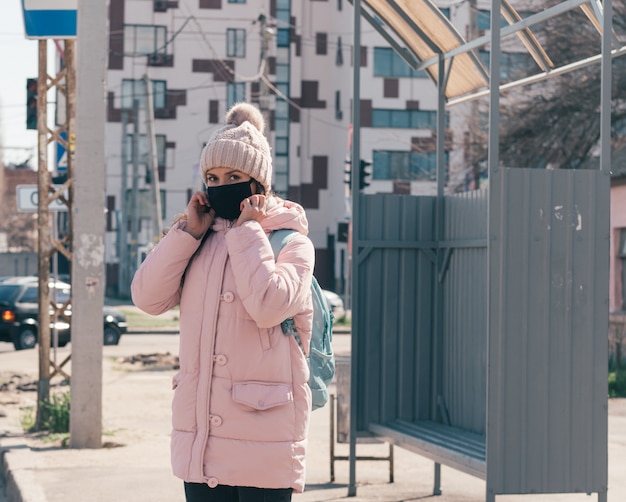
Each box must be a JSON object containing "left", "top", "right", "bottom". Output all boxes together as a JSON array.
[{"left": 0, "top": 1, "right": 43, "bottom": 167}]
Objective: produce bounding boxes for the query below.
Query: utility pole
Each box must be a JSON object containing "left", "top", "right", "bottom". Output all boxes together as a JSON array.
[
  {"left": 258, "top": 14, "right": 272, "bottom": 136},
  {"left": 35, "top": 38, "right": 76, "bottom": 430},
  {"left": 143, "top": 74, "right": 163, "bottom": 242},
  {"left": 69, "top": 0, "right": 108, "bottom": 448},
  {"left": 36, "top": 39, "right": 51, "bottom": 429},
  {"left": 23, "top": 0, "right": 76, "bottom": 432},
  {"left": 130, "top": 98, "right": 140, "bottom": 277},
  {"left": 118, "top": 110, "right": 129, "bottom": 297}
]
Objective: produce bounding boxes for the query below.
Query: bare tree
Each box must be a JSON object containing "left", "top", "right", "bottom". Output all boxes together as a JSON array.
[{"left": 498, "top": 0, "right": 626, "bottom": 169}]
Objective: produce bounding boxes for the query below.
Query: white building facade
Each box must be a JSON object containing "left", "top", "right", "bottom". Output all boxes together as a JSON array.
[{"left": 103, "top": 0, "right": 477, "bottom": 296}]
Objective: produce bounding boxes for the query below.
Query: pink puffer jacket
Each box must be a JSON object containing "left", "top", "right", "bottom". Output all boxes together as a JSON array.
[{"left": 131, "top": 197, "right": 314, "bottom": 492}]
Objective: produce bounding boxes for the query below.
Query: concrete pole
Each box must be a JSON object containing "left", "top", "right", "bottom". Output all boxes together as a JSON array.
[
  {"left": 69, "top": 0, "right": 108, "bottom": 448},
  {"left": 36, "top": 39, "right": 51, "bottom": 430}
]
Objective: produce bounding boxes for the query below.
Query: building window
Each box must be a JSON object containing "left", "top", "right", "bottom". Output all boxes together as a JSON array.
[
  {"left": 373, "top": 150, "right": 444, "bottom": 181},
  {"left": 227, "top": 82, "right": 246, "bottom": 108},
  {"left": 228, "top": 0, "right": 246, "bottom": 3},
  {"left": 316, "top": 33, "right": 327, "bottom": 55},
  {"left": 384, "top": 79, "right": 399, "bottom": 98},
  {"left": 227, "top": 28, "right": 246, "bottom": 58},
  {"left": 335, "top": 91, "right": 343, "bottom": 120},
  {"left": 336, "top": 36, "right": 343, "bottom": 66},
  {"left": 209, "top": 100, "right": 219, "bottom": 123},
  {"left": 276, "top": 28, "right": 290, "bottom": 47},
  {"left": 275, "top": 137, "right": 288, "bottom": 155},
  {"left": 275, "top": 116, "right": 289, "bottom": 137},
  {"left": 276, "top": 62, "right": 289, "bottom": 82},
  {"left": 620, "top": 229, "right": 626, "bottom": 310},
  {"left": 477, "top": 9, "right": 511, "bottom": 31},
  {"left": 374, "top": 47, "right": 428, "bottom": 78},
  {"left": 478, "top": 50, "right": 534, "bottom": 81},
  {"left": 121, "top": 79, "right": 167, "bottom": 110},
  {"left": 371, "top": 108, "right": 439, "bottom": 129},
  {"left": 275, "top": 0, "right": 291, "bottom": 48},
  {"left": 477, "top": 10, "right": 490, "bottom": 31},
  {"left": 124, "top": 24, "right": 167, "bottom": 56},
  {"left": 124, "top": 133, "right": 167, "bottom": 168}
]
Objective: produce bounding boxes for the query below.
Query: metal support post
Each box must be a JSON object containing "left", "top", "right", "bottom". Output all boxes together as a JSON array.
[{"left": 35, "top": 39, "right": 76, "bottom": 432}]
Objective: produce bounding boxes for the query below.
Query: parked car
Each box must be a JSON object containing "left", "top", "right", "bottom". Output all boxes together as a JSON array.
[
  {"left": 0, "top": 276, "right": 127, "bottom": 350},
  {"left": 322, "top": 289, "right": 346, "bottom": 320}
]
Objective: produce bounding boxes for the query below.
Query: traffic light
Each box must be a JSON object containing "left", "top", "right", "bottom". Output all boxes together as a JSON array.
[
  {"left": 344, "top": 159, "right": 352, "bottom": 186},
  {"left": 359, "top": 159, "right": 372, "bottom": 190},
  {"left": 26, "top": 78, "right": 37, "bottom": 130}
]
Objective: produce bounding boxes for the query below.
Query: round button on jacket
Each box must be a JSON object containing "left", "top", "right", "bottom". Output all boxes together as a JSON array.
[
  {"left": 207, "top": 477, "right": 219, "bottom": 488},
  {"left": 214, "top": 354, "right": 227, "bottom": 366},
  {"left": 210, "top": 415, "right": 223, "bottom": 426},
  {"left": 221, "top": 292, "right": 235, "bottom": 303}
]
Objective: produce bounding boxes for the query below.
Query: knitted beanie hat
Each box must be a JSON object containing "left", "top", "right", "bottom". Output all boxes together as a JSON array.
[{"left": 200, "top": 102, "right": 272, "bottom": 193}]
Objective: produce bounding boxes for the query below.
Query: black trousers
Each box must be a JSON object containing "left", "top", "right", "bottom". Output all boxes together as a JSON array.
[{"left": 184, "top": 482, "right": 293, "bottom": 502}]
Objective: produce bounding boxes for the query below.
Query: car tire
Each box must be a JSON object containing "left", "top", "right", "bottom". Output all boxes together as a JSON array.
[
  {"left": 13, "top": 326, "right": 38, "bottom": 351},
  {"left": 103, "top": 325, "right": 121, "bottom": 346}
]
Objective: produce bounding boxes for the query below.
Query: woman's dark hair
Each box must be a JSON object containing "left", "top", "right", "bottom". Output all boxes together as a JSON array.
[{"left": 251, "top": 177, "right": 266, "bottom": 195}]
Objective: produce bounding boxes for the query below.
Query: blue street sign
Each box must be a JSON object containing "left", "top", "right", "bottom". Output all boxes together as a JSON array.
[
  {"left": 57, "top": 131, "right": 67, "bottom": 172},
  {"left": 22, "top": 0, "right": 78, "bottom": 39}
]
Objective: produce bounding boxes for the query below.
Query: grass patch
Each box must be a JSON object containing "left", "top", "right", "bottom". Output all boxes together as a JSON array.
[
  {"left": 20, "top": 405, "right": 36, "bottom": 431},
  {"left": 333, "top": 315, "right": 351, "bottom": 327},
  {"left": 609, "top": 369, "right": 626, "bottom": 398},
  {"left": 118, "top": 308, "right": 180, "bottom": 329},
  {"left": 20, "top": 391, "right": 71, "bottom": 434}
]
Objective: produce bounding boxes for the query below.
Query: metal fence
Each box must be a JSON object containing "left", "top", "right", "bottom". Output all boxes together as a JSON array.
[{"left": 352, "top": 167, "right": 609, "bottom": 501}]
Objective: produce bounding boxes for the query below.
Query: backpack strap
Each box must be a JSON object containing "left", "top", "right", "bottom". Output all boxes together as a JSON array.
[
  {"left": 268, "top": 229, "right": 304, "bottom": 341},
  {"left": 268, "top": 229, "right": 299, "bottom": 260}
]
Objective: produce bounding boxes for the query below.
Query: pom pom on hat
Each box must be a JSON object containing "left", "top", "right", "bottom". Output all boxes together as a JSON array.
[{"left": 200, "top": 102, "right": 272, "bottom": 193}]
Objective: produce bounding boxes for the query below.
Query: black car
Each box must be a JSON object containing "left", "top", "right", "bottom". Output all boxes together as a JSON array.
[{"left": 0, "top": 276, "right": 127, "bottom": 351}]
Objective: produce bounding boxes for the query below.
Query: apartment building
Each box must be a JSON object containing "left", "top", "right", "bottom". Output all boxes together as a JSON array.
[{"left": 103, "top": 0, "right": 477, "bottom": 296}]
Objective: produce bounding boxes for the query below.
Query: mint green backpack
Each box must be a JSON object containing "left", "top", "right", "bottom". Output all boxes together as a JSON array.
[{"left": 269, "top": 229, "right": 335, "bottom": 410}]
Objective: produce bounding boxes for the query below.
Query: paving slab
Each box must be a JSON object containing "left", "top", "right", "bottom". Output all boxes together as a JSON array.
[{"left": 1, "top": 333, "right": 625, "bottom": 502}]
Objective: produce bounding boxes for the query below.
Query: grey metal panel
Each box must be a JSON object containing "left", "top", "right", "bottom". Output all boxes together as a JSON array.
[
  {"left": 487, "top": 168, "right": 609, "bottom": 495},
  {"left": 354, "top": 194, "right": 436, "bottom": 433},
  {"left": 441, "top": 191, "right": 488, "bottom": 434},
  {"left": 354, "top": 192, "right": 489, "bottom": 433}
]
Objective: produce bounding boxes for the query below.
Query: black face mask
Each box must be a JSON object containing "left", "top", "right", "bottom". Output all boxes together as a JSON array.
[{"left": 206, "top": 181, "right": 253, "bottom": 220}]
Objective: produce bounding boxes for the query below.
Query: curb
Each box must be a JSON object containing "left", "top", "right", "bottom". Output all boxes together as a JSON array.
[
  {"left": 126, "top": 328, "right": 351, "bottom": 335},
  {"left": 126, "top": 328, "right": 179, "bottom": 335},
  {"left": 1, "top": 439, "right": 47, "bottom": 502}
]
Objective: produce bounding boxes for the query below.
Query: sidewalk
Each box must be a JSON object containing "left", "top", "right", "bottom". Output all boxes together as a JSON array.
[{"left": 1, "top": 331, "right": 625, "bottom": 502}]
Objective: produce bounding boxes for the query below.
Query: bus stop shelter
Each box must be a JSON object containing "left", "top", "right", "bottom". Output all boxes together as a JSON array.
[{"left": 348, "top": 0, "right": 615, "bottom": 500}]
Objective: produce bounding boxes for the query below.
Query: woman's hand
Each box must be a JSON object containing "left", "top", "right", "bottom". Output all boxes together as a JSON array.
[
  {"left": 235, "top": 194, "right": 267, "bottom": 227},
  {"left": 185, "top": 191, "right": 214, "bottom": 239}
]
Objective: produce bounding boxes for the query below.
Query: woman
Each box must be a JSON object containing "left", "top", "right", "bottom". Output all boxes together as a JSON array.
[{"left": 131, "top": 102, "right": 314, "bottom": 502}]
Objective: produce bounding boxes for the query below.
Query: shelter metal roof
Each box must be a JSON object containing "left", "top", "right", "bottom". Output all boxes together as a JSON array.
[
  {"left": 362, "top": 0, "right": 489, "bottom": 99},
  {"left": 359, "top": 0, "right": 621, "bottom": 102}
]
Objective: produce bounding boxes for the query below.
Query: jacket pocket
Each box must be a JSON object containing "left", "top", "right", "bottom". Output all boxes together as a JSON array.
[
  {"left": 171, "top": 372, "right": 197, "bottom": 432},
  {"left": 231, "top": 381, "right": 293, "bottom": 410}
]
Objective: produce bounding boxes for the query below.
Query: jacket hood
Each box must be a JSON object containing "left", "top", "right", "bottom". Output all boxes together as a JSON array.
[{"left": 212, "top": 196, "right": 309, "bottom": 236}]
